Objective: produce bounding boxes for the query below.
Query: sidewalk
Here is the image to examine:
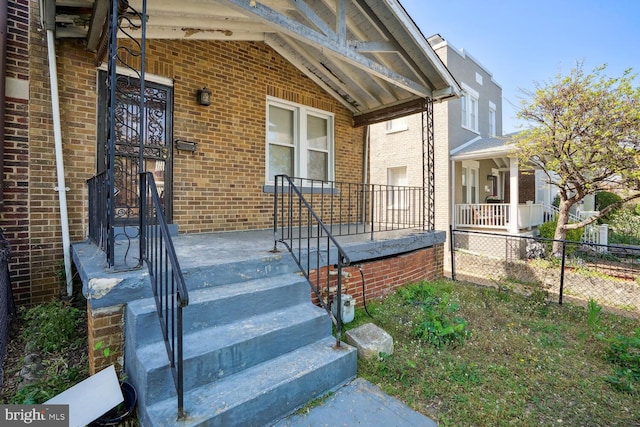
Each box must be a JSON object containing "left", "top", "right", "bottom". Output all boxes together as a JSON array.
[{"left": 274, "top": 378, "right": 438, "bottom": 427}]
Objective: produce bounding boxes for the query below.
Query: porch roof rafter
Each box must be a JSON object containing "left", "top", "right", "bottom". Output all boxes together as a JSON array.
[{"left": 52, "top": 0, "right": 461, "bottom": 124}]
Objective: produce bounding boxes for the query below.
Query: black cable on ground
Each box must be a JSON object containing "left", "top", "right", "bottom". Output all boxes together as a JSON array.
[{"left": 359, "top": 266, "right": 373, "bottom": 318}]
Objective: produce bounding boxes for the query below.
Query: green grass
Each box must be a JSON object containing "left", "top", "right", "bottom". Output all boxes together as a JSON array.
[{"left": 345, "top": 279, "right": 640, "bottom": 427}]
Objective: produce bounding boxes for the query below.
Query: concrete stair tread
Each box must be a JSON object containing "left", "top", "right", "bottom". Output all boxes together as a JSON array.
[
  {"left": 145, "top": 336, "right": 356, "bottom": 426},
  {"left": 136, "top": 302, "right": 329, "bottom": 372},
  {"left": 127, "top": 273, "right": 308, "bottom": 317}
]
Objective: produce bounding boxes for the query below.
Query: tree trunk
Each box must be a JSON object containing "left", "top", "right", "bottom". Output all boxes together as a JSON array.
[{"left": 552, "top": 199, "right": 572, "bottom": 256}]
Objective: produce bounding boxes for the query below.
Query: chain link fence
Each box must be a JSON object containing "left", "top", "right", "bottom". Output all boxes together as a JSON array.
[
  {"left": 0, "top": 229, "right": 15, "bottom": 387},
  {"left": 451, "top": 228, "right": 640, "bottom": 319}
]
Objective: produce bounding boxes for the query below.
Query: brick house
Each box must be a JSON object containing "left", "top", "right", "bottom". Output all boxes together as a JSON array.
[{"left": 3, "top": 0, "right": 462, "bottom": 424}]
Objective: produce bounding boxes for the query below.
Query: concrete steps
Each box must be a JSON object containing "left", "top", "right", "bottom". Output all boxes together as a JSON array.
[{"left": 125, "top": 265, "right": 357, "bottom": 426}]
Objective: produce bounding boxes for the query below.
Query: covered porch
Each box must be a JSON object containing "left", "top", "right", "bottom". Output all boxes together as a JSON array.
[
  {"left": 41, "top": 0, "right": 458, "bottom": 422},
  {"left": 450, "top": 135, "right": 544, "bottom": 234},
  {"left": 454, "top": 201, "right": 544, "bottom": 231}
]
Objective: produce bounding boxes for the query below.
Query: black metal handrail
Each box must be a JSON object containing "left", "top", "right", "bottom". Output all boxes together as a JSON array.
[
  {"left": 273, "top": 176, "right": 425, "bottom": 241},
  {"left": 273, "top": 175, "right": 351, "bottom": 347},
  {"left": 87, "top": 171, "right": 111, "bottom": 257},
  {"left": 140, "top": 172, "right": 189, "bottom": 419}
]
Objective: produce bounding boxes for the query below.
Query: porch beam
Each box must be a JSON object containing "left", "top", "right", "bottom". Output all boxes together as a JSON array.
[
  {"left": 221, "top": 0, "right": 433, "bottom": 97},
  {"left": 86, "top": 0, "right": 108, "bottom": 52},
  {"left": 348, "top": 40, "right": 396, "bottom": 52},
  {"left": 353, "top": 98, "right": 426, "bottom": 127}
]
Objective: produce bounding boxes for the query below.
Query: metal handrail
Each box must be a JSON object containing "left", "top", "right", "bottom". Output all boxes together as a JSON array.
[
  {"left": 87, "top": 171, "right": 111, "bottom": 260},
  {"left": 272, "top": 176, "right": 424, "bottom": 241},
  {"left": 140, "top": 172, "right": 189, "bottom": 419},
  {"left": 273, "top": 175, "right": 351, "bottom": 347}
]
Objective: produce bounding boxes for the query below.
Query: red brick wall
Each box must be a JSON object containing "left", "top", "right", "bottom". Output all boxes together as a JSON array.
[
  {"left": 87, "top": 303, "right": 125, "bottom": 375},
  {"left": 310, "top": 244, "right": 445, "bottom": 308},
  {"left": 16, "top": 26, "right": 365, "bottom": 304},
  {"left": 1, "top": 0, "right": 32, "bottom": 305}
]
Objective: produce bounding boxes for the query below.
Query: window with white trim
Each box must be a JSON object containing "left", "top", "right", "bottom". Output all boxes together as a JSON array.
[
  {"left": 461, "top": 160, "right": 479, "bottom": 204},
  {"left": 489, "top": 101, "right": 496, "bottom": 137},
  {"left": 387, "top": 166, "right": 408, "bottom": 209},
  {"left": 461, "top": 83, "right": 479, "bottom": 133},
  {"left": 266, "top": 97, "right": 334, "bottom": 183},
  {"left": 385, "top": 117, "right": 408, "bottom": 133}
]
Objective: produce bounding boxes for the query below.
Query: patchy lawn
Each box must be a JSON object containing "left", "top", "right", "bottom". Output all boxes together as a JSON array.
[{"left": 346, "top": 279, "right": 640, "bottom": 427}]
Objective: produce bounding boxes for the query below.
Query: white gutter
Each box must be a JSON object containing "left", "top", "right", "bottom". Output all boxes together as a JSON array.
[{"left": 42, "top": 0, "right": 73, "bottom": 296}]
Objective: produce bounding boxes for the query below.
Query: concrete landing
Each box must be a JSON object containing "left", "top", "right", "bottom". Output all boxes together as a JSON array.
[{"left": 274, "top": 378, "right": 438, "bottom": 427}]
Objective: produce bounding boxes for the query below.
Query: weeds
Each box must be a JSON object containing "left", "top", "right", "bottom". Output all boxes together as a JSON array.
[
  {"left": 587, "top": 299, "right": 603, "bottom": 332},
  {"left": 604, "top": 328, "right": 640, "bottom": 395},
  {"left": 349, "top": 279, "right": 640, "bottom": 426},
  {"left": 20, "top": 300, "right": 82, "bottom": 353},
  {"left": 399, "top": 282, "right": 470, "bottom": 349},
  {"left": 7, "top": 300, "right": 88, "bottom": 404}
]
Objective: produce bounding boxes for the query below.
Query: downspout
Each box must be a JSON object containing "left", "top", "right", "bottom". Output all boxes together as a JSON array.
[
  {"left": 362, "top": 125, "right": 370, "bottom": 224},
  {"left": 41, "top": 0, "right": 73, "bottom": 296}
]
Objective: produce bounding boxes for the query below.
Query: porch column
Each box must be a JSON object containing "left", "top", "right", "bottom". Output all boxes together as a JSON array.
[{"left": 509, "top": 158, "right": 519, "bottom": 234}]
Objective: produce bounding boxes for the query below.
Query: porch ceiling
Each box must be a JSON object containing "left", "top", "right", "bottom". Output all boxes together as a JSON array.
[{"left": 52, "top": 0, "right": 460, "bottom": 125}]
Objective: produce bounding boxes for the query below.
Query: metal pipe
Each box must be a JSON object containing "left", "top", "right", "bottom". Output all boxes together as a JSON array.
[
  {"left": 43, "top": 0, "right": 73, "bottom": 296},
  {"left": 362, "top": 126, "right": 369, "bottom": 226}
]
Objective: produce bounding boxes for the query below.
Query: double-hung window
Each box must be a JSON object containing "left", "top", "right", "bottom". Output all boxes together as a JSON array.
[
  {"left": 461, "top": 160, "right": 479, "bottom": 204},
  {"left": 489, "top": 101, "right": 496, "bottom": 137},
  {"left": 266, "top": 97, "right": 334, "bottom": 183},
  {"left": 461, "top": 83, "right": 479, "bottom": 133}
]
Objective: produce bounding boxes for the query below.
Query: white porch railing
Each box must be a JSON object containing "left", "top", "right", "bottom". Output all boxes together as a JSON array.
[
  {"left": 578, "top": 210, "right": 609, "bottom": 246},
  {"left": 518, "top": 202, "right": 544, "bottom": 230},
  {"left": 455, "top": 203, "right": 544, "bottom": 230}
]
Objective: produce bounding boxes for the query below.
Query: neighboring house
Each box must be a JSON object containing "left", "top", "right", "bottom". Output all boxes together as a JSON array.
[
  {"left": 370, "top": 34, "right": 547, "bottom": 265},
  {"left": 2, "top": 1, "right": 461, "bottom": 424}
]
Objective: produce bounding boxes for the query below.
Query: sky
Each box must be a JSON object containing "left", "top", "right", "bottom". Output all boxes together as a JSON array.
[{"left": 400, "top": 0, "right": 640, "bottom": 133}]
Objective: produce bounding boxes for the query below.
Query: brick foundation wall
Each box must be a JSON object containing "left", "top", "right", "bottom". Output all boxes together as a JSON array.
[
  {"left": 87, "top": 302, "right": 125, "bottom": 375},
  {"left": 311, "top": 244, "right": 445, "bottom": 308}
]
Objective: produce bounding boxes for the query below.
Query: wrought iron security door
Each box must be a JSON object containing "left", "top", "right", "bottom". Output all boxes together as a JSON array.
[{"left": 98, "top": 71, "right": 173, "bottom": 224}]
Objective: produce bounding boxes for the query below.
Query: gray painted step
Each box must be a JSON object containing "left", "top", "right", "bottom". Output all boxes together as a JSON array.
[
  {"left": 126, "top": 273, "right": 310, "bottom": 349},
  {"left": 180, "top": 256, "right": 301, "bottom": 291},
  {"left": 143, "top": 336, "right": 357, "bottom": 427},
  {"left": 130, "top": 303, "right": 332, "bottom": 405}
]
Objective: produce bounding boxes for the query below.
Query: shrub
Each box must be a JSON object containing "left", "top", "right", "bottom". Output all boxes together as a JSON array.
[
  {"left": 608, "top": 208, "right": 640, "bottom": 245},
  {"left": 538, "top": 216, "right": 583, "bottom": 242},
  {"left": 596, "top": 191, "right": 622, "bottom": 221}
]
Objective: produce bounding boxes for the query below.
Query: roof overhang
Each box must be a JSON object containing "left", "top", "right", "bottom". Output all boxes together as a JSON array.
[
  {"left": 451, "top": 135, "right": 519, "bottom": 169},
  {"left": 50, "top": 0, "right": 460, "bottom": 126}
]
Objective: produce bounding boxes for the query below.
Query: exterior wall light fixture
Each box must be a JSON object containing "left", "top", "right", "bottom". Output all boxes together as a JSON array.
[{"left": 197, "top": 87, "right": 211, "bottom": 106}]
